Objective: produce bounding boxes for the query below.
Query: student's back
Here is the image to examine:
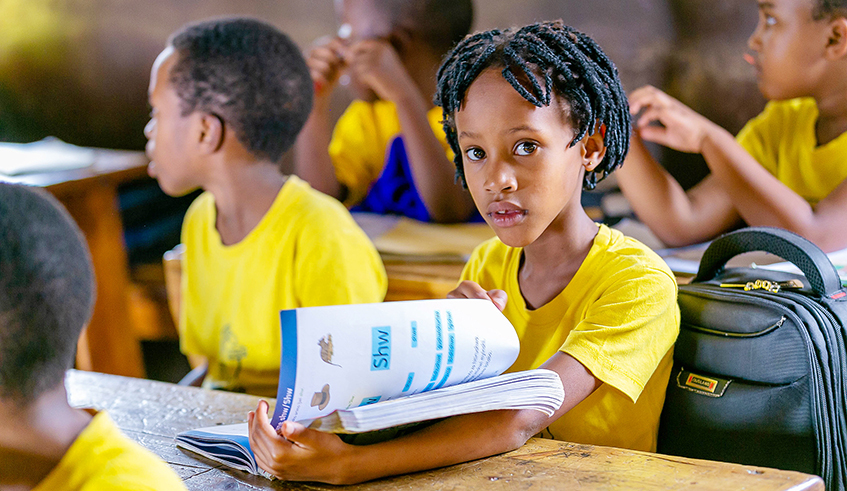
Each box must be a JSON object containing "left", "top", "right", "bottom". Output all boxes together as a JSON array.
[
  {"left": 0, "top": 183, "right": 186, "bottom": 491},
  {"left": 617, "top": 0, "right": 847, "bottom": 251},
  {"left": 294, "top": 0, "right": 477, "bottom": 223},
  {"left": 144, "top": 18, "right": 387, "bottom": 396}
]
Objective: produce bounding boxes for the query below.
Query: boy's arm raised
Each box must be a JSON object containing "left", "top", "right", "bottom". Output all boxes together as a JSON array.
[
  {"left": 345, "top": 40, "right": 476, "bottom": 223},
  {"left": 617, "top": 134, "right": 741, "bottom": 247},
  {"left": 247, "top": 350, "right": 599, "bottom": 484},
  {"left": 294, "top": 39, "right": 347, "bottom": 201},
  {"left": 698, "top": 123, "right": 847, "bottom": 252},
  {"left": 623, "top": 85, "right": 847, "bottom": 252}
]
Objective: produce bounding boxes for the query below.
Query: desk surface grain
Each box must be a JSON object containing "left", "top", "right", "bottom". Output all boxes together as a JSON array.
[{"left": 65, "top": 370, "right": 823, "bottom": 491}]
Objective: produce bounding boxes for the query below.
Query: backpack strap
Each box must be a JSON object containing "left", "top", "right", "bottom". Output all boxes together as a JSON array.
[{"left": 694, "top": 227, "right": 843, "bottom": 297}]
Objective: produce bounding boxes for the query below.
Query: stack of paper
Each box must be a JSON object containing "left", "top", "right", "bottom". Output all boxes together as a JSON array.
[
  {"left": 354, "top": 213, "right": 495, "bottom": 262},
  {"left": 307, "top": 369, "right": 564, "bottom": 433},
  {"left": 0, "top": 137, "right": 95, "bottom": 176},
  {"left": 754, "top": 247, "right": 847, "bottom": 286}
]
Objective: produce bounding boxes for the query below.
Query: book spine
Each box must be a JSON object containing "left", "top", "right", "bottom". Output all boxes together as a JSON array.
[{"left": 271, "top": 309, "right": 299, "bottom": 430}]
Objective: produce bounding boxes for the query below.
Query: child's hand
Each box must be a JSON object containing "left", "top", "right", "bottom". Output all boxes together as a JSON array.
[
  {"left": 629, "top": 85, "right": 715, "bottom": 154},
  {"left": 305, "top": 36, "right": 347, "bottom": 98},
  {"left": 247, "top": 400, "right": 353, "bottom": 483},
  {"left": 344, "top": 39, "right": 416, "bottom": 103},
  {"left": 447, "top": 280, "right": 508, "bottom": 312}
]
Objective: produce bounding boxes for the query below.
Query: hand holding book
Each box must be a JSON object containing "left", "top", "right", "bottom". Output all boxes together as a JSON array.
[{"left": 176, "top": 299, "right": 565, "bottom": 477}]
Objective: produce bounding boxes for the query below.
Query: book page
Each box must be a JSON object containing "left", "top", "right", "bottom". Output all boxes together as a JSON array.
[
  {"left": 754, "top": 247, "right": 847, "bottom": 286},
  {"left": 270, "top": 299, "right": 519, "bottom": 429}
]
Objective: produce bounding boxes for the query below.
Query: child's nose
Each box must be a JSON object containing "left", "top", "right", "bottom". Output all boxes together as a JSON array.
[
  {"left": 747, "top": 28, "right": 762, "bottom": 52},
  {"left": 484, "top": 159, "right": 517, "bottom": 193}
]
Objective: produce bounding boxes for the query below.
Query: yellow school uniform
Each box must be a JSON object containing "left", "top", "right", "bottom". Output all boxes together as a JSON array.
[
  {"left": 328, "top": 100, "right": 452, "bottom": 215},
  {"left": 737, "top": 97, "right": 847, "bottom": 205},
  {"left": 33, "top": 411, "right": 186, "bottom": 491},
  {"left": 461, "top": 224, "right": 679, "bottom": 451},
  {"left": 180, "top": 176, "right": 387, "bottom": 396}
]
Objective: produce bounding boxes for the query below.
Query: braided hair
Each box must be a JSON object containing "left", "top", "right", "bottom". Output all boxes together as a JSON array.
[{"left": 435, "top": 20, "right": 630, "bottom": 191}]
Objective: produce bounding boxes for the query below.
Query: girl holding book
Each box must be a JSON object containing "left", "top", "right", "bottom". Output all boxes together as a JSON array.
[{"left": 247, "top": 21, "right": 680, "bottom": 483}]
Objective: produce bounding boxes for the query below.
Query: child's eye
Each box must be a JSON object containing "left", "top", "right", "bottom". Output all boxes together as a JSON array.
[
  {"left": 515, "top": 141, "right": 538, "bottom": 156},
  {"left": 465, "top": 147, "right": 486, "bottom": 162},
  {"left": 765, "top": 14, "right": 776, "bottom": 26}
]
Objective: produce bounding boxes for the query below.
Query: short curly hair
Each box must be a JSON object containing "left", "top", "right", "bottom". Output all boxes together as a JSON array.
[
  {"left": 435, "top": 20, "right": 630, "bottom": 191},
  {"left": 168, "top": 17, "right": 313, "bottom": 163},
  {"left": 0, "top": 183, "right": 94, "bottom": 406},
  {"left": 813, "top": 0, "right": 847, "bottom": 18}
]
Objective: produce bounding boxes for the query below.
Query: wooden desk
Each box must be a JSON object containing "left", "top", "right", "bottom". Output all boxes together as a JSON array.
[
  {"left": 66, "top": 370, "right": 824, "bottom": 491},
  {"left": 1, "top": 149, "right": 149, "bottom": 377}
]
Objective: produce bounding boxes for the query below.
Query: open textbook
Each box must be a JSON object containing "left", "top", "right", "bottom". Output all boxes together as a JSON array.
[{"left": 176, "top": 299, "right": 565, "bottom": 476}]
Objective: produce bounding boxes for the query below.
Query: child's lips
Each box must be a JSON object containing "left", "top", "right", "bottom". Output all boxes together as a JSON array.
[
  {"left": 743, "top": 53, "right": 761, "bottom": 72},
  {"left": 487, "top": 203, "right": 527, "bottom": 227}
]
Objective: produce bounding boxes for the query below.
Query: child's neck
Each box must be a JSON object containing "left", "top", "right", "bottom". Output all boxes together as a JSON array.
[
  {"left": 207, "top": 157, "right": 288, "bottom": 246},
  {"left": 518, "top": 211, "right": 599, "bottom": 310},
  {"left": 0, "top": 385, "right": 92, "bottom": 491},
  {"left": 814, "top": 77, "right": 847, "bottom": 146}
]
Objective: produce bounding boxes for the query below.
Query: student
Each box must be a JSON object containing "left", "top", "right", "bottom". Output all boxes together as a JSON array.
[
  {"left": 293, "top": 0, "right": 477, "bottom": 223},
  {"left": 616, "top": 0, "right": 847, "bottom": 251},
  {"left": 144, "top": 18, "right": 388, "bottom": 397},
  {"left": 247, "top": 21, "right": 680, "bottom": 483},
  {"left": 0, "top": 183, "right": 187, "bottom": 491}
]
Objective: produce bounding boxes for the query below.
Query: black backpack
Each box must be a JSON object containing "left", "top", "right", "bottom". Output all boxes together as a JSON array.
[{"left": 657, "top": 227, "right": 847, "bottom": 491}]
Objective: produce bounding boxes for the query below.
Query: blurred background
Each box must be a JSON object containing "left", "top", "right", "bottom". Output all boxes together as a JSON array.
[
  {"left": 0, "top": 0, "right": 765, "bottom": 380},
  {"left": 0, "top": 0, "right": 764, "bottom": 184}
]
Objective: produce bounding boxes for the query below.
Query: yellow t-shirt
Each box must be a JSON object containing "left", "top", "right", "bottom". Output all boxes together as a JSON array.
[
  {"left": 737, "top": 97, "right": 847, "bottom": 205},
  {"left": 33, "top": 411, "right": 186, "bottom": 491},
  {"left": 461, "top": 224, "right": 680, "bottom": 452},
  {"left": 328, "top": 100, "right": 452, "bottom": 207},
  {"left": 180, "top": 176, "right": 388, "bottom": 396}
]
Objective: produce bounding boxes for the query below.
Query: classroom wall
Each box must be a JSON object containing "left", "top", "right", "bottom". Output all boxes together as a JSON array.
[{"left": 0, "top": 0, "right": 764, "bottom": 187}]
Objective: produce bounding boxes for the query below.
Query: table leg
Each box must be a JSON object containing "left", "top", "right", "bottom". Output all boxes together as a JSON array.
[{"left": 57, "top": 181, "right": 145, "bottom": 378}]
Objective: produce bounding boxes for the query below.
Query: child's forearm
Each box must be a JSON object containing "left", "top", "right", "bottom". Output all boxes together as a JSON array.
[
  {"left": 618, "top": 136, "right": 733, "bottom": 246},
  {"left": 293, "top": 100, "right": 344, "bottom": 200},
  {"left": 340, "top": 409, "right": 541, "bottom": 484},
  {"left": 392, "top": 90, "right": 475, "bottom": 223},
  {"left": 698, "top": 126, "right": 844, "bottom": 249}
]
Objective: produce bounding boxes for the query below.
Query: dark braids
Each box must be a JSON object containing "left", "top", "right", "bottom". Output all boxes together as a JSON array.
[{"left": 435, "top": 20, "right": 630, "bottom": 190}]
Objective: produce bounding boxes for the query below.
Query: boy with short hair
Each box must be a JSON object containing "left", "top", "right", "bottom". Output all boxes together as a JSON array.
[
  {"left": 617, "top": 0, "right": 847, "bottom": 251},
  {"left": 0, "top": 183, "right": 187, "bottom": 491},
  {"left": 145, "top": 18, "right": 387, "bottom": 397},
  {"left": 294, "top": 0, "right": 477, "bottom": 223}
]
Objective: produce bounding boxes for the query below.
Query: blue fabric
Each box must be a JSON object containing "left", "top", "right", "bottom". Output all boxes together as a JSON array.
[
  {"left": 351, "top": 136, "right": 432, "bottom": 221},
  {"left": 352, "top": 136, "right": 483, "bottom": 222}
]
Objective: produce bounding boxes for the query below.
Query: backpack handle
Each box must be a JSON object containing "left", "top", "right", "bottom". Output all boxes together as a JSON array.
[{"left": 694, "top": 227, "right": 843, "bottom": 297}]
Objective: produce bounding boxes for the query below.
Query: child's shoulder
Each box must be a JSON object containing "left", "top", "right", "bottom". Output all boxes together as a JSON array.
[
  {"left": 286, "top": 175, "right": 360, "bottom": 220},
  {"left": 589, "top": 225, "right": 676, "bottom": 283},
  {"left": 183, "top": 190, "right": 214, "bottom": 224},
  {"left": 36, "top": 411, "right": 185, "bottom": 491},
  {"left": 749, "top": 97, "right": 817, "bottom": 127}
]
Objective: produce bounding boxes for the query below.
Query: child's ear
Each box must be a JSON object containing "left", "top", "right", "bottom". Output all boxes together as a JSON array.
[
  {"left": 825, "top": 16, "right": 847, "bottom": 59},
  {"left": 198, "top": 113, "right": 225, "bottom": 154},
  {"left": 580, "top": 125, "right": 607, "bottom": 172}
]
